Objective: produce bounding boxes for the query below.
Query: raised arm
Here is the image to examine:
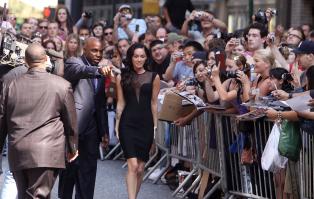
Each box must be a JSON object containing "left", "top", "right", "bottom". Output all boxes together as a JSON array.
[
  {"left": 181, "top": 11, "right": 195, "bottom": 36},
  {"left": 162, "top": 6, "right": 172, "bottom": 28},
  {"left": 64, "top": 57, "right": 102, "bottom": 81},
  {"left": 164, "top": 53, "right": 179, "bottom": 81},
  {"left": 211, "top": 65, "right": 237, "bottom": 102},
  {"left": 203, "top": 78, "right": 219, "bottom": 103}
]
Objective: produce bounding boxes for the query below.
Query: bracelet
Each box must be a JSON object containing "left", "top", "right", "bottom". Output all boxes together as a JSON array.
[
  {"left": 277, "top": 111, "right": 283, "bottom": 122},
  {"left": 154, "top": 126, "right": 157, "bottom": 139}
]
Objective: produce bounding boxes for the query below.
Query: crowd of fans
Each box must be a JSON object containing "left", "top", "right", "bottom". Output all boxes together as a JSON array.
[{"left": 1, "top": 1, "right": 314, "bottom": 198}]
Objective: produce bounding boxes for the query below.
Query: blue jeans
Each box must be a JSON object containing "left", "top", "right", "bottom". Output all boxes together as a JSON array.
[{"left": 0, "top": 170, "right": 18, "bottom": 199}]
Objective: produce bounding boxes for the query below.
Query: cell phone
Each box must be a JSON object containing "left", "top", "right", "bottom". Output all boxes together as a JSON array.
[
  {"left": 135, "top": 24, "right": 139, "bottom": 32},
  {"left": 215, "top": 51, "right": 226, "bottom": 72}
]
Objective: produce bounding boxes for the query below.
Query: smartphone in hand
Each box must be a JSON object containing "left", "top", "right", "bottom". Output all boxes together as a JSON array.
[
  {"left": 135, "top": 24, "right": 140, "bottom": 32},
  {"left": 215, "top": 51, "right": 226, "bottom": 72}
]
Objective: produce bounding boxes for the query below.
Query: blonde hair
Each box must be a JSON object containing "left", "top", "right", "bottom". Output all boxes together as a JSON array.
[{"left": 254, "top": 49, "right": 276, "bottom": 68}]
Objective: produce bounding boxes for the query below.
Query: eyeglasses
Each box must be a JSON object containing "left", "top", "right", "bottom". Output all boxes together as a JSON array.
[
  {"left": 288, "top": 33, "right": 302, "bottom": 40},
  {"left": 104, "top": 32, "right": 113, "bottom": 36},
  {"left": 39, "top": 26, "right": 48, "bottom": 29}
]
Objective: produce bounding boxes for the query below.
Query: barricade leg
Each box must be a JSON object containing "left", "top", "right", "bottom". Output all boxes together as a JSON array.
[
  {"left": 113, "top": 151, "right": 123, "bottom": 161},
  {"left": 104, "top": 143, "right": 121, "bottom": 160},
  {"left": 144, "top": 145, "right": 159, "bottom": 169},
  {"left": 143, "top": 147, "right": 170, "bottom": 182},
  {"left": 203, "top": 179, "right": 221, "bottom": 199},
  {"left": 122, "top": 161, "right": 127, "bottom": 168},
  {"left": 182, "top": 171, "right": 201, "bottom": 198},
  {"left": 172, "top": 167, "right": 198, "bottom": 197}
]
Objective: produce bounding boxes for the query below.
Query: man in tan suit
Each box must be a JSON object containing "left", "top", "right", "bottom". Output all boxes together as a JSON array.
[{"left": 0, "top": 43, "right": 78, "bottom": 199}]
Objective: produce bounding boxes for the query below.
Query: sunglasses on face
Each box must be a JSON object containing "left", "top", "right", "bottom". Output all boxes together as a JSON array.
[
  {"left": 39, "top": 26, "right": 48, "bottom": 29},
  {"left": 104, "top": 32, "right": 113, "bottom": 36}
]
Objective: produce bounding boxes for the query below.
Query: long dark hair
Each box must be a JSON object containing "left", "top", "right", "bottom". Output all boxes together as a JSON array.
[
  {"left": 55, "top": 5, "right": 74, "bottom": 34},
  {"left": 193, "top": 60, "right": 207, "bottom": 88},
  {"left": 92, "top": 22, "right": 105, "bottom": 40},
  {"left": 306, "top": 65, "right": 314, "bottom": 90},
  {"left": 269, "top": 68, "right": 294, "bottom": 92},
  {"left": 121, "top": 43, "right": 150, "bottom": 89}
]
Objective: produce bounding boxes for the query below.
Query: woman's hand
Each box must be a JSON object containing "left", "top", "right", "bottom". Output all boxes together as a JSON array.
[
  {"left": 271, "top": 89, "right": 289, "bottom": 100},
  {"left": 236, "top": 71, "right": 250, "bottom": 85},
  {"left": 210, "top": 64, "right": 220, "bottom": 80},
  {"left": 265, "top": 108, "right": 278, "bottom": 120},
  {"left": 176, "top": 81, "right": 186, "bottom": 92},
  {"left": 188, "top": 10, "right": 197, "bottom": 21},
  {"left": 115, "top": 125, "right": 120, "bottom": 141},
  {"left": 174, "top": 117, "right": 189, "bottom": 127},
  {"left": 225, "top": 38, "right": 237, "bottom": 53},
  {"left": 266, "top": 33, "right": 276, "bottom": 47},
  {"left": 113, "top": 12, "right": 121, "bottom": 26},
  {"left": 290, "top": 73, "right": 301, "bottom": 88}
]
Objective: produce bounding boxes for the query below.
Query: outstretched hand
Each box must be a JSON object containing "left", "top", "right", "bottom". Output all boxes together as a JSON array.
[{"left": 98, "top": 59, "right": 114, "bottom": 76}]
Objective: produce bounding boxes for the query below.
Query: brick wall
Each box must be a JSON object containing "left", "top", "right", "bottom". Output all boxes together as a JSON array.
[{"left": 290, "top": 0, "right": 314, "bottom": 27}]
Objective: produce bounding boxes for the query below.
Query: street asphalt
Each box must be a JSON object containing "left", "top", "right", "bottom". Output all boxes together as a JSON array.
[{"left": 0, "top": 157, "right": 174, "bottom": 199}]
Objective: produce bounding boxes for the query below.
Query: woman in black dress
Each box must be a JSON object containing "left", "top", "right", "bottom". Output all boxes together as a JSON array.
[{"left": 115, "top": 43, "right": 160, "bottom": 199}]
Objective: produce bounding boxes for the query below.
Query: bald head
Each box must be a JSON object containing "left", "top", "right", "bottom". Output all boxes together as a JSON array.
[
  {"left": 25, "top": 43, "right": 47, "bottom": 67},
  {"left": 83, "top": 37, "right": 103, "bottom": 65},
  {"left": 84, "top": 37, "right": 102, "bottom": 49}
]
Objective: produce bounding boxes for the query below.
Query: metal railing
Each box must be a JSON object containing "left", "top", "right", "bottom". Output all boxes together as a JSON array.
[{"left": 105, "top": 110, "right": 314, "bottom": 199}]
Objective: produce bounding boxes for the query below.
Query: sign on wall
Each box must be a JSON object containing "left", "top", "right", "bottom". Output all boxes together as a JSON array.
[{"left": 142, "top": 0, "right": 159, "bottom": 15}]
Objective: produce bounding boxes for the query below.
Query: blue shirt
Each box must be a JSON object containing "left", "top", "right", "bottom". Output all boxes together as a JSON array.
[
  {"left": 172, "top": 61, "right": 194, "bottom": 82},
  {"left": 117, "top": 18, "right": 147, "bottom": 40}
]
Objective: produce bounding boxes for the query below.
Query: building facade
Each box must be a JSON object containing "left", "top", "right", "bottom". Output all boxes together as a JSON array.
[{"left": 64, "top": 0, "right": 313, "bottom": 30}]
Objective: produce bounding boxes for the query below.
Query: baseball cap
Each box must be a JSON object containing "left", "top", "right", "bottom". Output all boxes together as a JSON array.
[
  {"left": 118, "top": 4, "right": 131, "bottom": 12},
  {"left": 292, "top": 40, "right": 314, "bottom": 54},
  {"left": 167, "top": 33, "right": 184, "bottom": 44},
  {"left": 192, "top": 51, "right": 207, "bottom": 60}
]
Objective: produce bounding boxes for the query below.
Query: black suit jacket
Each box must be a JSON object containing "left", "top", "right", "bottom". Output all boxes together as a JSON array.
[{"left": 64, "top": 56, "right": 108, "bottom": 139}]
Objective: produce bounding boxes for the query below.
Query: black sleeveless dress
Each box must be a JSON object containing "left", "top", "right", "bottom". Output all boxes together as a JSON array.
[{"left": 119, "top": 71, "right": 157, "bottom": 162}]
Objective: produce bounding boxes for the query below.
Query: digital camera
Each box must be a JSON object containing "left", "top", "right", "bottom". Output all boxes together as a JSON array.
[
  {"left": 185, "top": 78, "right": 198, "bottom": 86},
  {"left": 194, "top": 11, "right": 204, "bottom": 21},
  {"left": 254, "top": 8, "right": 277, "bottom": 25}
]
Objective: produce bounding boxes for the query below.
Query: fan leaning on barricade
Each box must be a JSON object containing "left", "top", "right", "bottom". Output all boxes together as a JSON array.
[
  {"left": 269, "top": 41, "right": 314, "bottom": 123},
  {"left": 264, "top": 41, "right": 314, "bottom": 199},
  {"left": 164, "top": 40, "right": 203, "bottom": 83}
]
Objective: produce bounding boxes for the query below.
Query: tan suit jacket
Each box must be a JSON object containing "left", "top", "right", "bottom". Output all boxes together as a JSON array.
[{"left": 0, "top": 67, "right": 78, "bottom": 171}]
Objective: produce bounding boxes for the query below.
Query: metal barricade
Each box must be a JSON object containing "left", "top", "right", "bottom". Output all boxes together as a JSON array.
[
  {"left": 217, "top": 114, "right": 276, "bottom": 199},
  {"left": 143, "top": 121, "right": 171, "bottom": 183},
  {"left": 300, "top": 130, "right": 314, "bottom": 199},
  {"left": 168, "top": 120, "right": 200, "bottom": 197},
  {"left": 195, "top": 112, "right": 224, "bottom": 199},
  {"left": 117, "top": 109, "right": 314, "bottom": 199}
]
